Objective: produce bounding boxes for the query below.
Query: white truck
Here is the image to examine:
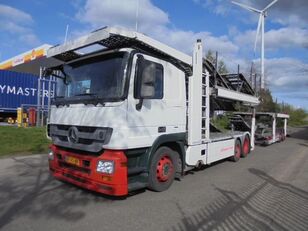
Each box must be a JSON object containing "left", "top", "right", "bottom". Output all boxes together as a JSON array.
[{"left": 46, "top": 27, "right": 259, "bottom": 196}]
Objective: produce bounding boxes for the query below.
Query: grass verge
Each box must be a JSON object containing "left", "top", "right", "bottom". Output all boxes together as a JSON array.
[{"left": 0, "top": 126, "right": 51, "bottom": 157}]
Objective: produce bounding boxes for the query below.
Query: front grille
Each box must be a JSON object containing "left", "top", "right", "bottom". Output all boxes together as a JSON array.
[
  {"left": 57, "top": 154, "right": 63, "bottom": 160},
  {"left": 83, "top": 160, "right": 91, "bottom": 167},
  {"left": 79, "top": 138, "right": 93, "bottom": 145},
  {"left": 58, "top": 136, "right": 68, "bottom": 142},
  {"left": 57, "top": 125, "right": 70, "bottom": 130},
  {"left": 49, "top": 124, "right": 113, "bottom": 153},
  {"left": 59, "top": 161, "right": 91, "bottom": 174},
  {"left": 77, "top": 126, "right": 96, "bottom": 133}
]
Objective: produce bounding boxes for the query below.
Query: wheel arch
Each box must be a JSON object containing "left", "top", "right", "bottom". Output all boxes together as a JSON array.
[{"left": 145, "top": 133, "right": 186, "bottom": 174}]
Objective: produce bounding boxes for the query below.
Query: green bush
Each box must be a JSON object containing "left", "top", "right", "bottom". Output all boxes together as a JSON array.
[{"left": 212, "top": 115, "right": 230, "bottom": 131}]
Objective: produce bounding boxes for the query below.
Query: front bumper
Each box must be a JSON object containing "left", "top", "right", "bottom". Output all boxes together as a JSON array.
[{"left": 49, "top": 145, "right": 128, "bottom": 196}]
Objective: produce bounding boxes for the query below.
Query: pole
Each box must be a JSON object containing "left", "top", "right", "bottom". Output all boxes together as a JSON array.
[
  {"left": 254, "top": 73, "right": 257, "bottom": 94},
  {"left": 261, "top": 15, "right": 265, "bottom": 89},
  {"left": 36, "top": 67, "right": 42, "bottom": 127},
  {"left": 250, "top": 62, "right": 253, "bottom": 86},
  {"left": 47, "top": 73, "right": 52, "bottom": 123},
  {"left": 259, "top": 74, "right": 262, "bottom": 92},
  {"left": 284, "top": 118, "right": 287, "bottom": 137},
  {"left": 41, "top": 75, "right": 45, "bottom": 126},
  {"left": 214, "top": 51, "right": 218, "bottom": 87},
  {"left": 237, "top": 64, "right": 240, "bottom": 91},
  {"left": 251, "top": 108, "right": 256, "bottom": 150},
  {"left": 135, "top": 0, "right": 139, "bottom": 31},
  {"left": 272, "top": 116, "right": 276, "bottom": 142},
  {"left": 64, "top": 24, "right": 69, "bottom": 43}
]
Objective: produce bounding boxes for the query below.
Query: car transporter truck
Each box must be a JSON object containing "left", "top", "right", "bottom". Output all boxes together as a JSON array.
[{"left": 46, "top": 27, "right": 259, "bottom": 196}]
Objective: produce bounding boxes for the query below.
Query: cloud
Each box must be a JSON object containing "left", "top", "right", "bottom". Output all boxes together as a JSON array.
[
  {"left": 0, "top": 4, "right": 33, "bottom": 24},
  {"left": 234, "top": 27, "right": 308, "bottom": 52},
  {"left": 264, "top": 58, "right": 308, "bottom": 90},
  {"left": 0, "top": 4, "right": 40, "bottom": 48},
  {"left": 0, "top": 20, "right": 29, "bottom": 34},
  {"left": 76, "top": 0, "right": 169, "bottom": 31},
  {"left": 266, "top": 27, "right": 308, "bottom": 49},
  {"left": 193, "top": 0, "right": 231, "bottom": 16},
  {"left": 19, "top": 34, "right": 40, "bottom": 46}
]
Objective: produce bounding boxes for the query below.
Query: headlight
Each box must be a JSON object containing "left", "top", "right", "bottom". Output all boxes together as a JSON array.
[
  {"left": 48, "top": 151, "right": 54, "bottom": 160},
  {"left": 96, "top": 160, "right": 114, "bottom": 174}
]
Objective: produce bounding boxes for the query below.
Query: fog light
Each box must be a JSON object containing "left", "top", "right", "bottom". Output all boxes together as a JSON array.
[
  {"left": 97, "top": 160, "right": 114, "bottom": 174},
  {"left": 48, "top": 151, "right": 54, "bottom": 160}
]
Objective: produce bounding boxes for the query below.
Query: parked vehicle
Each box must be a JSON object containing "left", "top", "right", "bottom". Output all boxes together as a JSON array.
[
  {"left": 230, "top": 112, "right": 289, "bottom": 146},
  {"left": 46, "top": 27, "right": 259, "bottom": 196}
]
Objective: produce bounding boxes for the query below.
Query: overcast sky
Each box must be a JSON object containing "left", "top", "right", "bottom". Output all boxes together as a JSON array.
[{"left": 0, "top": 0, "right": 307, "bottom": 109}]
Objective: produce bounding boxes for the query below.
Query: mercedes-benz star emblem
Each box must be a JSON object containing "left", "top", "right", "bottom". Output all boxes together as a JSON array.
[{"left": 68, "top": 127, "right": 79, "bottom": 144}]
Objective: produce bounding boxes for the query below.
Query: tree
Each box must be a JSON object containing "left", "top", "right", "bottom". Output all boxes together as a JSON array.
[
  {"left": 205, "top": 50, "right": 228, "bottom": 74},
  {"left": 206, "top": 50, "right": 215, "bottom": 63},
  {"left": 257, "top": 88, "right": 308, "bottom": 126},
  {"left": 279, "top": 103, "right": 308, "bottom": 126},
  {"left": 257, "top": 89, "right": 276, "bottom": 112},
  {"left": 218, "top": 60, "right": 228, "bottom": 74}
]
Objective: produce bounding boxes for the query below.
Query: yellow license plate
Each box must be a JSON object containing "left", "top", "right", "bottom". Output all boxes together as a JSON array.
[{"left": 65, "top": 156, "right": 80, "bottom": 166}]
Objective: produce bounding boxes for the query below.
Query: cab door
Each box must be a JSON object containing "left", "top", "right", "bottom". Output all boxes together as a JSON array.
[{"left": 126, "top": 53, "right": 185, "bottom": 148}]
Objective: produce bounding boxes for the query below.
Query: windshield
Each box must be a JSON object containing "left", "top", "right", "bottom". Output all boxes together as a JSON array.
[{"left": 55, "top": 52, "right": 129, "bottom": 102}]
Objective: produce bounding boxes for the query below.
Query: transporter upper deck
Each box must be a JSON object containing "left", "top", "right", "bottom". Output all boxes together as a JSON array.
[{"left": 46, "top": 26, "right": 259, "bottom": 106}]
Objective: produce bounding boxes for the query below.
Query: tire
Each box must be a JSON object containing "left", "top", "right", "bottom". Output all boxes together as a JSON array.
[
  {"left": 241, "top": 135, "right": 250, "bottom": 157},
  {"left": 230, "top": 139, "right": 241, "bottom": 162},
  {"left": 280, "top": 132, "right": 286, "bottom": 142},
  {"left": 148, "top": 146, "right": 178, "bottom": 192}
]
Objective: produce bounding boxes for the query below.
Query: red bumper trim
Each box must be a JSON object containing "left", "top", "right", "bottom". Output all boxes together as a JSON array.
[{"left": 49, "top": 145, "right": 128, "bottom": 196}]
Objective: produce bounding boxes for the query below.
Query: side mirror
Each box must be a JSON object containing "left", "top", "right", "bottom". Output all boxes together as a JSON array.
[{"left": 135, "top": 56, "right": 156, "bottom": 99}]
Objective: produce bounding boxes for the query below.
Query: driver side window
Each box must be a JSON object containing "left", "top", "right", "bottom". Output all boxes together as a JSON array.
[{"left": 134, "top": 59, "right": 164, "bottom": 99}]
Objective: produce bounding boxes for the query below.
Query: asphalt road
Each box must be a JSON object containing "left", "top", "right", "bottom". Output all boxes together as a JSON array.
[{"left": 0, "top": 127, "right": 308, "bottom": 231}]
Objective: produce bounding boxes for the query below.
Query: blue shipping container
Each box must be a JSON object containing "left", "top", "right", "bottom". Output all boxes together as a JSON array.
[{"left": 0, "top": 70, "right": 54, "bottom": 113}]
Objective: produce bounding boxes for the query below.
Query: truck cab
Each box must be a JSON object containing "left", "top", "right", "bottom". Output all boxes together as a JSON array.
[{"left": 49, "top": 48, "right": 186, "bottom": 152}]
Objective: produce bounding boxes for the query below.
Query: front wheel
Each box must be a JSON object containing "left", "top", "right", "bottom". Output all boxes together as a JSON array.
[{"left": 148, "top": 146, "right": 178, "bottom": 192}]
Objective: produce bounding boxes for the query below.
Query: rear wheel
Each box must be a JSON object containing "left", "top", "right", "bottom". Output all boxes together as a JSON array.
[
  {"left": 148, "top": 146, "right": 178, "bottom": 192},
  {"left": 231, "top": 139, "right": 241, "bottom": 162},
  {"left": 241, "top": 135, "right": 250, "bottom": 157},
  {"left": 282, "top": 134, "right": 286, "bottom": 141},
  {"left": 280, "top": 132, "right": 286, "bottom": 142}
]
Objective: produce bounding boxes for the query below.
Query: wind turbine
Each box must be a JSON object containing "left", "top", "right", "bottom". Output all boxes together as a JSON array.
[{"left": 232, "top": 0, "right": 278, "bottom": 89}]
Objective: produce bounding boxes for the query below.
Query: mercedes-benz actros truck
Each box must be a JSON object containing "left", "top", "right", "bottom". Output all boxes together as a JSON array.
[{"left": 46, "top": 27, "right": 259, "bottom": 196}]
